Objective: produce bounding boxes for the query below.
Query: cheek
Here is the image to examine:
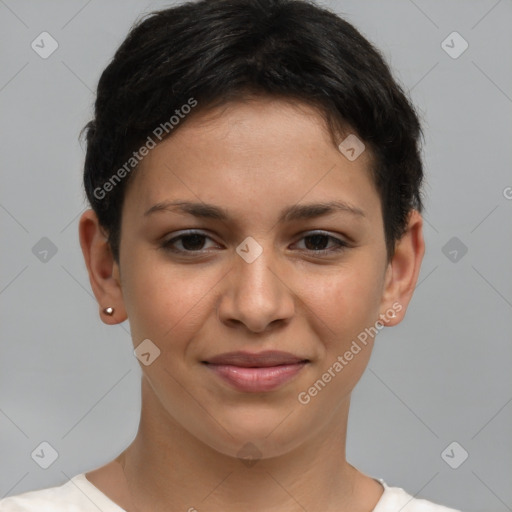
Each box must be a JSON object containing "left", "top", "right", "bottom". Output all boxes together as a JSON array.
[
  {"left": 121, "top": 255, "right": 218, "bottom": 346},
  {"left": 294, "top": 265, "right": 384, "bottom": 410},
  {"left": 301, "top": 260, "right": 384, "bottom": 347}
]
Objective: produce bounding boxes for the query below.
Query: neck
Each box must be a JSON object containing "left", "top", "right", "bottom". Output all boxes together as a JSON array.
[{"left": 107, "top": 377, "right": 380, "bottom": 512}]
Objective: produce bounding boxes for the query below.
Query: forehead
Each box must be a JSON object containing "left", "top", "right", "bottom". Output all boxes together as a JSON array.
[{"left": 123, "top": 97, "right": 381, "bottom": 225}]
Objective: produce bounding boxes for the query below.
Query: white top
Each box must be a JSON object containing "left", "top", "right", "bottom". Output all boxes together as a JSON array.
[{"left": 0, "top": 473, "right": 462, "bottom": 511}]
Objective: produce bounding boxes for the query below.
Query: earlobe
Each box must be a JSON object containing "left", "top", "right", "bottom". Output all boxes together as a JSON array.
[
  {"left": 78, "top": 209, "right": 127, "bottom": 325},
  {"left": 379, "top": 209, "right": 425, "bottom": 327}
]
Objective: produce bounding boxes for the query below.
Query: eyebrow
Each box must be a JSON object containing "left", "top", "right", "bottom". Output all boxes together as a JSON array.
[{"left": 144, "top": 199, "right": 366, "bottom": 223}]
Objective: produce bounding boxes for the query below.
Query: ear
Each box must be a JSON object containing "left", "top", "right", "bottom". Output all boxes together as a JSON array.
[
  {"left": 78, "top": 209, "right": 127, "bottom": 325},
  {"left": 379, "top": 209, "right": 425, "bottom": 327}
]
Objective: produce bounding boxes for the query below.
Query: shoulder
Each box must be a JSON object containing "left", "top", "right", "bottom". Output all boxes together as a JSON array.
[
  {"left": 373, "top": 480, "right": 462, "bottom": 512},
  {"left": 0, "top": 473, "right": 125, "bottom": 512}
]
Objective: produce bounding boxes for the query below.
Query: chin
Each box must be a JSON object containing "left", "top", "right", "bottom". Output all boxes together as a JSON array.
[{"left": 197, "top": 409, "right": 309, "bottom": 461}]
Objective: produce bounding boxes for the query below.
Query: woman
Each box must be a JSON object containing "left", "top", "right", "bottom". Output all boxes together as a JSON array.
[{"left": 0, "top": 0, "right": 462, "bottom": 510}]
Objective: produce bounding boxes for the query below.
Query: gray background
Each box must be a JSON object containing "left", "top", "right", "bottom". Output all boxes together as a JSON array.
[{"left": 1, "top": 1, "right": 511, "bottom": 511}]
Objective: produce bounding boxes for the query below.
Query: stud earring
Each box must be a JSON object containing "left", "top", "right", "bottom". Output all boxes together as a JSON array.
[{"left": 103, "top": 307, "right": 115, "bottom": 316}]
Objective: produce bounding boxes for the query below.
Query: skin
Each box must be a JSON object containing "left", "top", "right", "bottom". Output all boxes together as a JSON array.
[{"left": 79, "top": 96, "right": 424, "bottom": 512}]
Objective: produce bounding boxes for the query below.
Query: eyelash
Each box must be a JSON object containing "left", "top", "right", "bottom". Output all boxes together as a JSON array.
[{"left": 160, "top": 230, "right": 349, "bottom": 257}]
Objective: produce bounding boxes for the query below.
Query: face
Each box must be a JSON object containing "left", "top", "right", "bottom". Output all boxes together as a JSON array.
[{"left": 106, "top": 97, "right": 405, "bottom": 459}]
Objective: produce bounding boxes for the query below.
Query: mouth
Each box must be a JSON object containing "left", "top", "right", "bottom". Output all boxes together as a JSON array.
[{"left": 202, "top": 350, "right": 310, "bottom": 392}]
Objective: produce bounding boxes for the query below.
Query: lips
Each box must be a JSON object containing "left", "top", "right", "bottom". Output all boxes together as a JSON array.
[
  {"left": 204, "top": 350, "right": 308, "bottom": 367},
  {"left": 203, "top": 351, "right": 309, "bottom": 392}
]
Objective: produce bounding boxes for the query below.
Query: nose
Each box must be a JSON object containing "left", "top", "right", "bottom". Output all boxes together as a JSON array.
[{"left": 216, "top": 241, "right": 295, "bottom": 334}]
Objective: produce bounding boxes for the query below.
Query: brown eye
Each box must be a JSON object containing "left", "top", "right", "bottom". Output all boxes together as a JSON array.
[
  {"left": 294, "top": 232, "right": 348, "bottom": 255},
  {"left": 161, "top": 231, "right": 218, "bottom": 253}
]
